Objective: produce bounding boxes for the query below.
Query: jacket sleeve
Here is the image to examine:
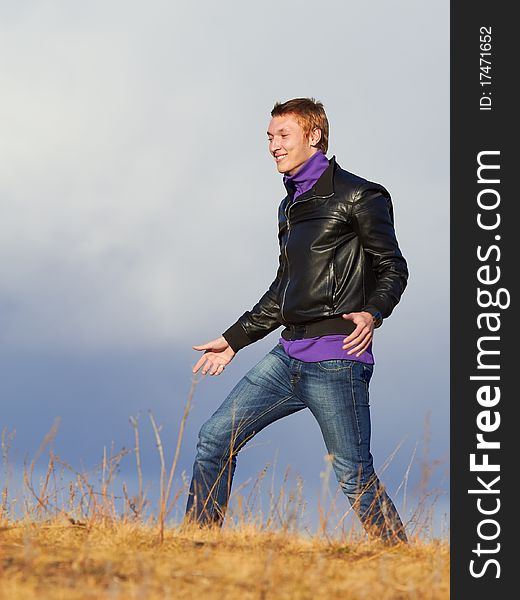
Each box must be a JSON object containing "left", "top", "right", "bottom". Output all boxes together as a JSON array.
[
  {"left": 351, "top": 184, "right": 409, "bottom": 322},
  {"left": 221, "top": 252, "right": 284, "bottom": 353}
]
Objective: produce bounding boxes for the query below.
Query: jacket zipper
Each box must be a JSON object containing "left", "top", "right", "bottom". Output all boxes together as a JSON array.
[
  {"left": 329, "top": 260, "right": 336, "bottom": 311},
  {"left": 280, "top": 191, "right": 334, "bottom": 321}
]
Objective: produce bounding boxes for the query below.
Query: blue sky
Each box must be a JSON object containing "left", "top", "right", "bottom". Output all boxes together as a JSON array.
[{"left": 0, "top": 0, "right": 449, "bottom": 536}]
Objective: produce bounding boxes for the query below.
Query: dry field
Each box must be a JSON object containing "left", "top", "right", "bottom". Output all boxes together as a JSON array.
[
  {"left": 0, "top": 518, "right": 449, "bottom": 600},
  {"left": 1, "top": 381, "right": 449, "bottom": 599}
]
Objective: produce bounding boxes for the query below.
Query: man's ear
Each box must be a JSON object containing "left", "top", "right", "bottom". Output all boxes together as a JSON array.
[{"left": 309, "top": 127, "right": 322, "bottom": 147}]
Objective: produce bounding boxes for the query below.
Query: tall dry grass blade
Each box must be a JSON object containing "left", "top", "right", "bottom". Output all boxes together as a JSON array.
[
  {"left": 101, "top": 445, "right": 107, "bottom": 516},
  {"left": 35, "top": 450, "right": 55, "bottom": 518},
  {"left": 23, "top": 418, "right": 60, "bottom": 516},
  {"left": 148, "top": 411, "right": 166, "bottom": 540},
  {"left": 244, "top": 463, "right": 269, "bottom": 525},
  {"left": 317, "top": 453, "right": 334, "bottom": 540},
  {"left": 129, "top": 415, "right": 144, "bottom": 515},
  {"left": 267, "top": 448, "right": 279, "bottom": 529},
  {"left": 164, "top": 372, "right": 198, "bottom": 518},
  {"left": 1, "top": 428, "right": 16, "bottom": 522},
  {"left": 394, "top": 441, "right": 418, "bottom": 519}
]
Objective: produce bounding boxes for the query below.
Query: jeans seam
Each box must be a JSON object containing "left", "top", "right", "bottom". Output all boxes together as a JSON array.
[
  {"left": 350, "top": 369, "right": 365, "bottom": 489},
  {"left": 317, "top": 360, "right": 353, "bottom": 373}
]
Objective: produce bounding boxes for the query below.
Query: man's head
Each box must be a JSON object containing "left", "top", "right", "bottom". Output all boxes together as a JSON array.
[{"left": 267, "top": 97, "right": 329, "bottom": 176}]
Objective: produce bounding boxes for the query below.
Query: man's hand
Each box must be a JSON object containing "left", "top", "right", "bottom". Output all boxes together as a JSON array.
[
  {"left": 192, "top": 336, "right": 236, "bottom": 376},
  {"left": 341, "top": 312, "right": 375, "bottom": 357}
]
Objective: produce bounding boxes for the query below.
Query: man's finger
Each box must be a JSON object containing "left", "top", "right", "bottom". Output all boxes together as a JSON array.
[
  {"left": 344, "top": 331, "right": 371, "bottom": 352},
  {"left": 342, "top": 324, "right": 364, "bottom": 345},
  {"left": 210, "top": 363, "right": 226, "bottom": 376},
  {"left": 202, "top": 356, "right": 217, "bottom": 375},
  {"left": 193, "top": 354, "right": 211, "bottom": 373},
  {"left": 344, "top": 337, "right": 365, "bottom": 351},
  {"left": 343, "top": 332, "right": 363, "bottom": 348},
  {"left": 343, "top": 326, "right": 369, "bottom": 347},
  {"left": 349, "top": 342, "right": 369, "bottom": 356},
  {"left": 209, "top": 362, "right": 220, "bottom": 376},
  {"left": 193, "top": 343, "right": 210, "bottom": 350},
  {"left": 347, "top": 334, "right": 372, "bottom": 355}
]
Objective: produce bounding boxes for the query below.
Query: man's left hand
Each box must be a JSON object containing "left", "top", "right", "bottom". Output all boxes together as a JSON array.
[{"left": 341, "top": 312, "right": 375, "bottom": 356}]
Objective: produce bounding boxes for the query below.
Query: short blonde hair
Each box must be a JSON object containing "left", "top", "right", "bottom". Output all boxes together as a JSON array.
[{"left": 271, "top": 97, "right": 329, "bottom": 154}]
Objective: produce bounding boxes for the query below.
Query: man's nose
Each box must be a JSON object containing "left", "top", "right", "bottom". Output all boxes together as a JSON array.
[{"left": 270, "top": 140, "right": 281, "bottom": 154}]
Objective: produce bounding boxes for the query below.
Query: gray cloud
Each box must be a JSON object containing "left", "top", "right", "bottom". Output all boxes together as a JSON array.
[{"left": 0, "top": 0, "right": 448, "bottom": 351}]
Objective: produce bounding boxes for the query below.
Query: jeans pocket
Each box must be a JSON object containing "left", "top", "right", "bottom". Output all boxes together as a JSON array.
[
  {"left": 317, "top": 359, "right": 352, "bottom": 372},
  {"left": 361, "top": 363, "right": 374, "bottom": 383}
]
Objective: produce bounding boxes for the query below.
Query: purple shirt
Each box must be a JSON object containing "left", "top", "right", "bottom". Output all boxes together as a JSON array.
[{"left": 278, "top": 151, "right": 374, "bottom": 365}]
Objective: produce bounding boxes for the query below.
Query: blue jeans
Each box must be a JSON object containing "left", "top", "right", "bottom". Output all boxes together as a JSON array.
[{"left": 185, "top": 343, "right": 407, "bottom": 543}]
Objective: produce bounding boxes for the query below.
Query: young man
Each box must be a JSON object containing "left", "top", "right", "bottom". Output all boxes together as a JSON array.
[{"left": 186, "top": 98, "right": 409, "bottom": 543}]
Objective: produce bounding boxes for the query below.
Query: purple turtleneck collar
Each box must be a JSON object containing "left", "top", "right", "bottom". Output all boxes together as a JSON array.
[{"left": 283, "top": 151, "right": 330, "bottom": 200}]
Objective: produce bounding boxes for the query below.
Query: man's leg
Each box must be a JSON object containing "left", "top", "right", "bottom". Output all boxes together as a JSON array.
[
  {"left": 185, "top": 343, "right": 306, "bottom": 527},
  {"left": 299, "top": 359, "right": 408, "bottom": 543}
]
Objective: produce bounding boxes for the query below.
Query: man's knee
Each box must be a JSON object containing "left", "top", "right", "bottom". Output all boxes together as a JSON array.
[
  {"left": 195, "top": 416, "right": 241, "bottom": 462},
  {"left": 195, "top": 419, "right": 221, "bottom": 459}
]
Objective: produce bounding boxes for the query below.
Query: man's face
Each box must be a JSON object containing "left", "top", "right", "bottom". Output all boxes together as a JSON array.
[{"left": 267, "top": 114, "right": 319, "bottom": 176}]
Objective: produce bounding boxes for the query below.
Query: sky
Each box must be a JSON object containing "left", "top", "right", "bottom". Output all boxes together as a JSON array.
[{"left": 0, "top": 0, "right": 449, "bottom": 536}]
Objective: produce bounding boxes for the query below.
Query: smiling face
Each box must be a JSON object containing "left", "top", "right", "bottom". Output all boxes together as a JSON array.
[{"left": 267, "top": 114, "right": 321, "bottom": 176}]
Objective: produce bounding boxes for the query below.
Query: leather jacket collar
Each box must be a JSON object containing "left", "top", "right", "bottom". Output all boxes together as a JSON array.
[{"left": 283, "top": 155, "right": 337, "bottom": 200}]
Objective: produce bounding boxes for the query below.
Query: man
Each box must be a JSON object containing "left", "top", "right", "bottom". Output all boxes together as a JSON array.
[{"left": 186, "top": 98, "right": 409, "bottom": 543}]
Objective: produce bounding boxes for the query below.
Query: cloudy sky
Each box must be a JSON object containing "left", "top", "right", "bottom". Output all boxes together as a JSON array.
[{"left": 0, "top": 1, "right": 449, "bottom": 534}]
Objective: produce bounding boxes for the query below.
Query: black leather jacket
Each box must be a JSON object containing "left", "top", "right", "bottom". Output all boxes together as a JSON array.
[{"left": 222, "top": 155, "right": 408, "bottom": 353}]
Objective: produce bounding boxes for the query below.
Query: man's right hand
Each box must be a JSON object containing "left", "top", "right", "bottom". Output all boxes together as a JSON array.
[{"left": 192, "top": 336, "right": 236, "bottom": 376}]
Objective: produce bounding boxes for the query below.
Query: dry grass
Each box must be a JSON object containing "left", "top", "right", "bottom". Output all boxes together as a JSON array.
[
  {"left": 0, "top": 374, "right": 449, "bottom": 599},
  {"left": 0, "top": 518, "right": 449, "bottom": 600}
]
